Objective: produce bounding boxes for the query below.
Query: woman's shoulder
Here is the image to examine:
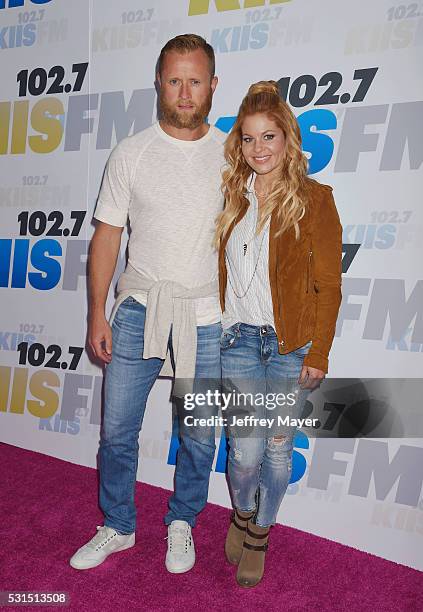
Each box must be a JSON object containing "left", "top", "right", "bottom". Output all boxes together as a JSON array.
[
  {"left": 304, "top": 176, "right": 333, "bottom": 199},
  {"left": 303, "top": 177, "right": 339, "bottom": 225},
  {"left": 303, "top": 177, "right": 341, "bottom": 232}
]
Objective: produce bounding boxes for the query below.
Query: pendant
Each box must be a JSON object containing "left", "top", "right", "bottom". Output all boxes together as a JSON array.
[{"left": 243, "top": 243, "right": 247, "bottom": 256}]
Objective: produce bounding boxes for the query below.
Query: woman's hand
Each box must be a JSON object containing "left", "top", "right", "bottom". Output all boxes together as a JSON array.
[{"left": 298, "top": 365, "right": 325, "bottom": 390}]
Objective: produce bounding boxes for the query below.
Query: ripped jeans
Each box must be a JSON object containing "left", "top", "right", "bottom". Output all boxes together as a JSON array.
[{"left": 220, "top": 323, "right": 312, "bottom": 527}]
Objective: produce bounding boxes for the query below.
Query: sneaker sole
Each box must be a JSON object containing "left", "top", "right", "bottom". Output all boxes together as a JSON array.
[
  {"left": 165, "top": 558, "right": 195, "bottom": 574},
  {"left": 69, "top": 538, "right": 135, "bottom": 570}
]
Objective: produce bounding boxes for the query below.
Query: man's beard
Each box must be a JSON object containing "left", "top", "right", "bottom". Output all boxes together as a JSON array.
[{"left": 159, "top": 89, "right": 213, "bottom": 130}]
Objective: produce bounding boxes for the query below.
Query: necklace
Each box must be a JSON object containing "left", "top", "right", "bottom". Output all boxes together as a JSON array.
[
  {"left": 254, "top": 178, "right": 271, "bottom": 199},
  {"left": 242, "top": 193, "right": 265, "bottom": 256},
  {"left": 241, "top": 181, "right": 270, "bottom": 255},
  {"left": 225, "top": 229, "right": 267, "bottom": 299},
  {"left": 243, "top": 228, "right": 258, "bottom": 256},
  {"left": 255, "top": 189, "right": 269, "bottom": 198}
]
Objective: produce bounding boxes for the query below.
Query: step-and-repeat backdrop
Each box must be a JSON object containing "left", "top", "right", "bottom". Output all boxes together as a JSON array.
[{"left": 1, "top": 0, "right": 422, "bottom": 571}]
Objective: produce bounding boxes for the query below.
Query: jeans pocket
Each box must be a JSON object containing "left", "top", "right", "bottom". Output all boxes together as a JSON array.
[
  {"left": 294, "top": 339, "right": 312, "bottom": 358},
  {"left": 122, "top": 295, "right": 137, "bottom": 305},
  {"left": 113, "top": 296, "right": 137, "bottom": 322},
  {"left": 220, "top": 326, "right": 238, "bottom": 350}
]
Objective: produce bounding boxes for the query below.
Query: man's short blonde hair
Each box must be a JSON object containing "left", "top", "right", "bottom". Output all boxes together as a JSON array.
[{"left": 158, "top": 33, "right": 215, "bottom": 78}]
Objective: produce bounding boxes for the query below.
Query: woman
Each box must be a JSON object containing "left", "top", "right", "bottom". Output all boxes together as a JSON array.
[{"left": 214, "top": 81, "right": 342, "bottom": 587}]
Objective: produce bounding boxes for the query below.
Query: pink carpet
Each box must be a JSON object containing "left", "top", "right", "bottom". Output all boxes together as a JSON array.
[{"left": 0, "top": 442, "right": 421, "bottom": 611}]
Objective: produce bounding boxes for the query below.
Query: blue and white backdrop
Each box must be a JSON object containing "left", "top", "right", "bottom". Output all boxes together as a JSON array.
[{"left": 0, "top": 0, "right": 422, "bottom": 571}]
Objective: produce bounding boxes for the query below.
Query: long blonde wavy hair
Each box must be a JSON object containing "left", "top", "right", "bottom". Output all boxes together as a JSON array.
[{"left": 214, "top": 80, "right": 310, "bottom": 248}]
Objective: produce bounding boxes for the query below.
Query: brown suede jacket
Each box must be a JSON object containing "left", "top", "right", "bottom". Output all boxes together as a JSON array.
[{"left": 218, "top": 178, "right": 343, "bottom": 373}]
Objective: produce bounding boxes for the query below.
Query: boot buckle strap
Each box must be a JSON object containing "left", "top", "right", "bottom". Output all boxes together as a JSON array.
[
  {"left": 243, "top": 541, "right": 269, "bottom": 552},
  {"left": 231, "top": 509, "right": 255, "bottom": 531},
  {"left": 246, "top": 527, "right": 269, "bottom": 539},
  {"left": 231, "top": 515, "right": 247, "bottom": 532}
]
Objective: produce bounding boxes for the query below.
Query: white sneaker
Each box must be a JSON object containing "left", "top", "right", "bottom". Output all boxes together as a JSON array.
[
  {"left": 165, "top": 520, "right": 195, "bottom": 574},
  {"left": 69, "top": 525, "right": 135, "bottom": 570}
]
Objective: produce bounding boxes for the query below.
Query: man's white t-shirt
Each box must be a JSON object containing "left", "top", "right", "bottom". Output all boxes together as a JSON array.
[{"left": 93, "top": 121, "right": 226, "bottom": 325}]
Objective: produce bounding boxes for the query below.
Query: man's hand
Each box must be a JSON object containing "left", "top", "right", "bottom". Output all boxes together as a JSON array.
[
  {"left": 88, "top": 313, "right": 112, "bottom": 364},
  {"left": 87, "top": 221, "right": 123, "bottom": 364},
  {"left": 298, "top": 365, "right": 325, "bottom": 390}
]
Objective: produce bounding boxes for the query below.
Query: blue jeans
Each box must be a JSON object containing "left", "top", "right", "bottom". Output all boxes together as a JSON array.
[
  {"left": 220, "top": 322, "right": 311, "bottom": 527},
  {"left": 98, "top": 296, "right": 221, "bottom": 534}
]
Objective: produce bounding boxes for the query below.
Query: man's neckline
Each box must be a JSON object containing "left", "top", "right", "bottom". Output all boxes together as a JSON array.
[{"left": 155, "top": 121, "right": 212, "bottom": 145}]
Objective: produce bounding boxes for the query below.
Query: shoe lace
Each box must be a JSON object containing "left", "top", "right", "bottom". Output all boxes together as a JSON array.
[
  {"left": 167, "top": 526, "right": 191, "bottom": 553},
  {"left": 87, "top": 525, "right": 115, "bottom": 550}
]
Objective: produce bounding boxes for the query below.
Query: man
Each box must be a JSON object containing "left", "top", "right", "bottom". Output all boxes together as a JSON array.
[{"left": 69, "top": 34, "right": 225, "bottom": 574}]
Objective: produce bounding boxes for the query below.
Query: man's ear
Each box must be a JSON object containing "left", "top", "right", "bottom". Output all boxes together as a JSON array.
[
  {"left": 211, "top": 75, "right": 218, "bottom": 93},
  {"left": 157, "top": 73, "right": 161, "bottom": 87}
]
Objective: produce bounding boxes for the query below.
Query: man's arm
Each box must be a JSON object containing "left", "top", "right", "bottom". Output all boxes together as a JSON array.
[{"left": 87, "top": 220, "right": 123, "bottom": 363}]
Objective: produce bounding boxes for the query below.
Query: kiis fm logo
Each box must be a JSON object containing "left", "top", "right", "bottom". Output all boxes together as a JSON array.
[
  {"left": 0, "top": 0, "right": 51, "bottom": 8},
  {"left": 188, "top": 0, "right": 290, "bottom": 16}
]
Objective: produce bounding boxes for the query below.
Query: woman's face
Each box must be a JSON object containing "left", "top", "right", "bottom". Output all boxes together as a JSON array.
[{"left": 241, "top": 113, "right": 286, "bottom": 182}]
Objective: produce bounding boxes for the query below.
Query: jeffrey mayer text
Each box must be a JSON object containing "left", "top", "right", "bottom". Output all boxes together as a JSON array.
[{"left": 183, "top": 415, "right": 320, "bottom": 428}]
